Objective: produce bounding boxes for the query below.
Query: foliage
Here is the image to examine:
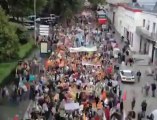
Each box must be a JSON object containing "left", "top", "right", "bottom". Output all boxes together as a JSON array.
[
  {"left": 0, "top": 7, "right": 19, "bottom": 62},
  {"left": 19, "top": 32, "right": 31, "bottom": 44},
  {"left": 88, "top": 0, "right": 106, "bottom": 8},
  {"left": 0, "top": 40, "right": 35, "bottom": 85},
  {"left": 1, "top": 0, "right": 47, "bottom": 18},
  {"left": 18, "top": 39, "right": 34, "bottom": 58},
  {"left": 14, "top": 24, "right": 31, "bottom": 44},
  {"left": 44, "top": 0, "right": 84, "bottom": 19}
]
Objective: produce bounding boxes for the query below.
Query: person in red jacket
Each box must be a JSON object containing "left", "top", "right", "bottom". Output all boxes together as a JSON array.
[{"left": 104, "top": 106, "right": 110, "bottom": 120}]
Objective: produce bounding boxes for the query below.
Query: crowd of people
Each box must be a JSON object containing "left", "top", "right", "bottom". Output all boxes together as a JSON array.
[
  {"left": 0, "top": 9, "right": 157, "bottom": 120},
  {"left": 22, "top": 10, "right": 127, "bottom": 120}
]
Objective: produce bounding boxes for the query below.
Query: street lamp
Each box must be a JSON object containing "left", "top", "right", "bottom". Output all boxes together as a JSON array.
[{"left": 34, "top": 0, "right": 37, "bottom": 44}]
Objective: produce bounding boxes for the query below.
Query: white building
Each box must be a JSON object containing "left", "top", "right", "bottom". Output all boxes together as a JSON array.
[
  {"left": 136, "top": 11, "right": 157, "bottom": 62},
  {"left": 107, "top": 1, "right": 157, "bottom": 63}
]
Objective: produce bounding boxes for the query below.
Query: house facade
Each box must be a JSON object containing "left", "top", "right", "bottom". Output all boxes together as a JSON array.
[{"left": 106, "top": 1, "right": 157, "bottom": 63}]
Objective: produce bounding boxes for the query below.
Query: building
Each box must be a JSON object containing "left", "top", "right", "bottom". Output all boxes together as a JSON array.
[
  {"left": 136, "top": 11, "right": 157, "bottom": 62},
  {"left": 106, "top": 0, "right": 157, "bottom": 63}
]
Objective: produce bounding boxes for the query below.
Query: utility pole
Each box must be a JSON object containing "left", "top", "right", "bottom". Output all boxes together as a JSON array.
[{"left": 34, "top": 0, "right": 37, "bottom": 44}]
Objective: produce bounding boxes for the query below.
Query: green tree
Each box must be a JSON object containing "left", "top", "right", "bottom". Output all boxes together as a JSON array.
[
  {"left": 44, "top": 0, "right": 84, "bottom": 20},
  {"left": 1, "top": 0, "right": 47, "bottom": 19},
  {"left": 0, "top": 7, "right": 19, "bottom": 61}
]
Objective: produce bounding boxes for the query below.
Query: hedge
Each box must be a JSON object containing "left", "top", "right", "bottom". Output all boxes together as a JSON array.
[{"left": 0, "top": 40, "right": 37, "bottom": 86}]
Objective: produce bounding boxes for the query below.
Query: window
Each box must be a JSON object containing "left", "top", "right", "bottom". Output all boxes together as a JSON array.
[
  {"left": 131, "top": 33, "right": 133, "bottom": 47},
  {"left": 147, "top": 21, "right": 150, "bottom": 30},
  {"left": 143, "top": 19, "right": 145, "bottom": 27},
  {"left": 153, "top": 22, "right": 156, "bottom": 33},
  {"left": 124, "top": 27, "right": 126, "bottom": 37}
]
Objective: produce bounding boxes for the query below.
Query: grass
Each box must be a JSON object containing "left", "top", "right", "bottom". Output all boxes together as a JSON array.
[
  {"left": 0, "top": 62, "right": 17, "bottom": 84},
  {"left": 18, "top": 40, "right": 34, "bottom": 58},
  {"left": 0, "top": 41, "right": 35, "bottom": 85}
]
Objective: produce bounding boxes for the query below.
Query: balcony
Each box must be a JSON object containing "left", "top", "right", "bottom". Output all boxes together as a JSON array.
[
  {"left": 106, "top": 0, "right": 130, "bottom": 4},
  {"left": 136, "top": 26, "right": 157, "bottom": 42}
]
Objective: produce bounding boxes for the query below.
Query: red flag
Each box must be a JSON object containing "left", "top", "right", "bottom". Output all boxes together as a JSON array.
[
  {"left": 122, "top": 90, "right": 127, "bottom": 101},
  {"left": 13, "top": 115, "right": 19, "bottom": 120}
]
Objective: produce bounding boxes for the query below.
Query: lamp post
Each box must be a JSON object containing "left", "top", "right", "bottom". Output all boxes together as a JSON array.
[{"left": 34, "top": 0, "right": 37, "bottom": 44}]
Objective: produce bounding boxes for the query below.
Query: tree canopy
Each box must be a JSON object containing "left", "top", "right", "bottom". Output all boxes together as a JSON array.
[
  {"left": 1, "top": 0, "right": 47, "bottom": 18},
  {"left": 44, "top": 0, "right": 84, "bottom": 19},
  {"left": 0, "top": 0, "right": 85, "bottom": 20},
  {"left": 0, "top": 7, "right": 19, "bottom": 61},
  {"left": 88, "top": 0, "right": 106, "bottom": 8}
]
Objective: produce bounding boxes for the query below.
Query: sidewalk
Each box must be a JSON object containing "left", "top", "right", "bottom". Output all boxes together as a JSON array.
[{"left": 0, "top": 49, "right": 40, "bottom": 120}]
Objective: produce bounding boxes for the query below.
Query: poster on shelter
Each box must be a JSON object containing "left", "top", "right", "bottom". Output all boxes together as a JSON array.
[{"left": 40, "top": 42, "right": 48, "bottom": 53}]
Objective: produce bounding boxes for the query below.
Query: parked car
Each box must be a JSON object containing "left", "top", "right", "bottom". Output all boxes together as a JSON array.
[{"left": 120, "top": 70, "right": 135, "bottom": 83}]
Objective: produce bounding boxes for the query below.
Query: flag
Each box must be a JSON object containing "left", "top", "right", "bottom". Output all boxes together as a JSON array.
[{"left": 13, "top": 115, "right": 19, "bottom": 120}]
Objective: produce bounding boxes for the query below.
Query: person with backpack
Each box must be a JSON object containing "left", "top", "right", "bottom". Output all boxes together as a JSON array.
[
  {"left": 151, "top": 82, "right": 156, "bottom": 97},
  {"left": 141, "top": 100, "right": 147, "bottom": 118}
]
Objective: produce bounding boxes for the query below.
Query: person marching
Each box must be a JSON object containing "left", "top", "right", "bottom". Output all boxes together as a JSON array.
[
  {"left": 151, "top": 82, "right": 156, "bottom": 97},
  {"left": 141, "top": 100, "right": 147, "bottom": 118},
  {"left": 136, "top": 70, "right": 141, "bottom": 82},
  {"left": 131, "top": 97, "right": 136, "bottom": 110}
]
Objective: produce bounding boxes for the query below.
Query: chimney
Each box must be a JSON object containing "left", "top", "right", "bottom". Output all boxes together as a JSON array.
[{"left": 132, "top": 0, "right": 137, "bottom": 3}]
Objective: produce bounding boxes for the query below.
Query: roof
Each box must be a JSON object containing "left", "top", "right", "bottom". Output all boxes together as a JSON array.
[
  {"left": 117, "top": 3, "right": 143, "bottom": 12},
  {"left": 115, "top": 2, "right": 157, "bottom": 15}
]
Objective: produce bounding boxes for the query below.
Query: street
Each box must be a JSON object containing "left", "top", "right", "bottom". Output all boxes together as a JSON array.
[
  {"left": 120, "top": 64, "right": 157, "bottom": 119},
  {"left": 115, "top": 29, "right": 157, "bottom": 119}
]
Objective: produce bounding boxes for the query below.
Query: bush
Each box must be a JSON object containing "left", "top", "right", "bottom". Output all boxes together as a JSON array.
[
  {"left": 15, "top": 24, "right": 30, "bottom": 45},
  {"left": 19, "top": 32, "right": 30, "bottom": 44}
]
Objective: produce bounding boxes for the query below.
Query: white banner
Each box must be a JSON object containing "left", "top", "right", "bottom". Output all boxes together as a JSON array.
[
  {"left": 64, "top": 103, "right": 79, "bottom": 111},
  {"left": 69, "top": 46, "right": 97, "bottom": 52},
  {"left": 82, "top": 61, "right": 101, "bottom": 67}
]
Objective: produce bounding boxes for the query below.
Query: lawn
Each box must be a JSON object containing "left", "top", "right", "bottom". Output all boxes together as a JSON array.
[{"left": 0, "top": 41, "right": 35, "bottom": 85}]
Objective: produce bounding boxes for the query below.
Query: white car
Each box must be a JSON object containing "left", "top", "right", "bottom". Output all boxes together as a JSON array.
[{"left": 120, "top": 70, "right": 135, "bottom": 82}]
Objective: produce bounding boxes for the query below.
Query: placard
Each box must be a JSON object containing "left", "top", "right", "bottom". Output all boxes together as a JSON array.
[{"left": 40, "top": 42, "right": 48, "bottom": 53}]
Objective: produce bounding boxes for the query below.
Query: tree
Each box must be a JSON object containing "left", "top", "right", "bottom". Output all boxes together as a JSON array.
[
  {"left": 1, "top": 0, "right": 47, "bottom": 19},
  {"left": 44, "top": 0, "right": 84, "bottom": 20},
  {"left": 0, "top": 7, "right": 19, "bottom": 61},
  {"left": 88, "top": 0, "right": 106, "bottom": 9}
]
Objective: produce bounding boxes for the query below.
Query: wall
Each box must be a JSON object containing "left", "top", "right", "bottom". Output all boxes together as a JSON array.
[
  {"left": 108, "top": 3, "right": 157, "bottom": 53},
  {"left": 114, "top": 6, "right": 141, "bottom": 52},
  {"left": 139, "top": 12, "right": 157, "bottom": 34}
]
